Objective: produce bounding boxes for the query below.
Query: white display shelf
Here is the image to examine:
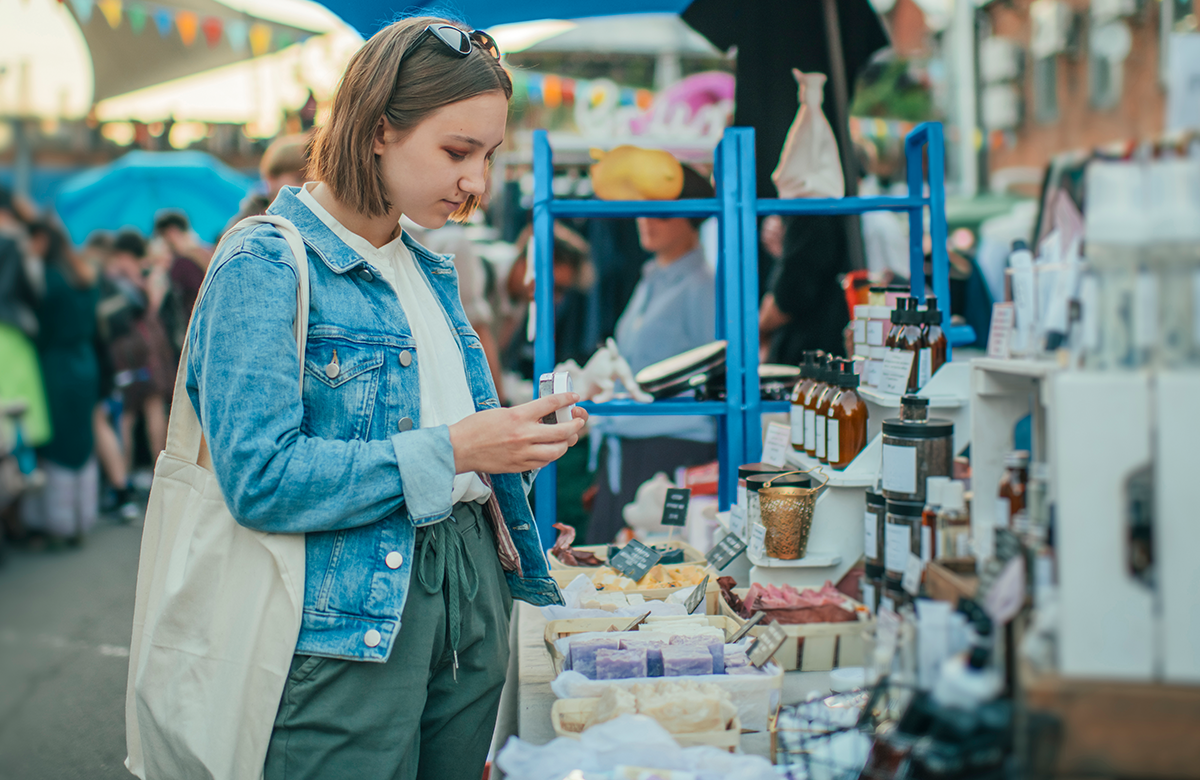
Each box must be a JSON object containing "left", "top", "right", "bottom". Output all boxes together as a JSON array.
[
  {"left": 747, "top": 550, "right": 842, "bottom": 568},
  {"left": 858, "top": 360, "right": 972, "bottom": 455},
  {"left": 971, "top": 356, "right": 1063, "bottom": 379},
  {"left": 784, "top": 434, "right": 881, "bottom": 488}
]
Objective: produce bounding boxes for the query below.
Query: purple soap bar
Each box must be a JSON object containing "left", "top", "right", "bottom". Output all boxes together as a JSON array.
[
  {"left": 570, "top": 637, "right": 621, "bottom": 679},
  {"left": 669, "top": 634, "right": 725, "bottom": 674},
  {"left": 595, "top": 648, "right": 649, "bottom": 680},
  {"left": 620, "top": 637, "right": 666, "bottom": 677},
  {"left": 661, "top": 646, "right": 715, "bottom": 676},
  {"left": 724, "top": 648, "right": 750, "bottom": 669}
]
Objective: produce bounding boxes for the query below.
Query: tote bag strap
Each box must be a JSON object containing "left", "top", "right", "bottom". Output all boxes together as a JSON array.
[{"left": 162, "top": 215, "right": 311, "bottom": 468}]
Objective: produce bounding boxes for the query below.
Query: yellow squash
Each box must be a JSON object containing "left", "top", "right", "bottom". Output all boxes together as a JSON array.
[{"left": 590, "top": 145, "right": 684, "bottom": 201}]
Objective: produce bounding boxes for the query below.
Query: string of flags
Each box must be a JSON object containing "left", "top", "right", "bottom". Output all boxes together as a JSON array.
[
  {"left": 58, "top": 0, "right": 310, "bottom": 55},
  {"left": 849, "top": 116, "right": 916, "bottom": 141},
  {"left": 510, "top": 71, "right": 655, "bottom": 111}
]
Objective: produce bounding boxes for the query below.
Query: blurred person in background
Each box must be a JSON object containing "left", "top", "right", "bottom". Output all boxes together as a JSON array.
[
  {"left": 105, "top": 230, "right": 173, "bottom": 479},
  {"left": 226, "top": 132, "right": 312, "bottom": 232},
  {"left": 152, "top": 210, "right": 209, "bottom": 357},
  {"left": 587, "top": 166, "right": 717, "bottom": 544},
  {"left": 20, "top": 220, "right": 100, "bottom": 547}
]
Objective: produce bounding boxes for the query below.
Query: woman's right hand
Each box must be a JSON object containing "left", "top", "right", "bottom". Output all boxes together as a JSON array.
[{"left": 449, "top": 393, "right": 586, "bottom": 475}]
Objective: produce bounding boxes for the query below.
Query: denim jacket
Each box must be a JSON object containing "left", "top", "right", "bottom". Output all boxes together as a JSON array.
[{"left": 185, "top": 186, "right": 562, "bottom": 663}]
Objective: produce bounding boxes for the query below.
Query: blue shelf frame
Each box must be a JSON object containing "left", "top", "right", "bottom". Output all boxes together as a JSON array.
[{"left": 530, "top": 122, "right": 972, "bottom": 547}]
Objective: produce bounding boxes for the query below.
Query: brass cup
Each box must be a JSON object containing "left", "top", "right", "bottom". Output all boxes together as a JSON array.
[{"left": 757, "top": 469, "right": 828, "bottom": 560}]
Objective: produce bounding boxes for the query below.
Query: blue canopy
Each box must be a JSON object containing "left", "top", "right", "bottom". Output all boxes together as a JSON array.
[
  {"left": 54, "top": 151, "right": 254, "bottom": 246},
  {"left": 314, "top": 0, "right": 693, "bottom": 36}
]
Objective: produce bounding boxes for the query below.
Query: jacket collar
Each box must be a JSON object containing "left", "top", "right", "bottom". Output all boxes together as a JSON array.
[{"left": 268, "top": 186, "right": 454, "bottom": 274}]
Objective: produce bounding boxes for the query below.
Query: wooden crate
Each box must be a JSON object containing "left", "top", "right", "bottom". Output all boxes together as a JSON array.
[
  {"left": 550, "top": 697, "right": 742, "bottom": 752},
  {"left": 549, "top": 540, "right": 706, "bottom": 571},
  {"left": 549, "top": 565, "right": 721, "bottom": 615},
  {"left": 544, "top": 615, "right": 744, "bottom": 676},
  {"left": 924, "top": 558, "right": 979, "bottom": 607},
  {"left": 718, "top": 588, "right": 873, "bottom": 672}
]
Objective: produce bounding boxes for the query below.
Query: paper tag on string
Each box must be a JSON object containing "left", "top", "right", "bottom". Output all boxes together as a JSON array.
[{"left": 761, "top": 422, "right": 791, "bottom": 468}]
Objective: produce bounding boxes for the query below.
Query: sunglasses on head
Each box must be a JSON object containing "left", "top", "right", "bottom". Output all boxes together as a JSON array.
[{"left": 418, "top": 23, "right": 501, "bottom": 62}]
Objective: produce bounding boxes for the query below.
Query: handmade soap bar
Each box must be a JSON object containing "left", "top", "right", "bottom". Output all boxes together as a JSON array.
[
  {"left": 723, "top": 647, "right": 750, "bottom": 669},
  {"left": 661, "top": 646, "right": 715, "bottom": 676},
  {"left": 621, "top": 637, "right": 667, "bottom": 677},
  {"left": 570, "top": 637, "right": 621, "bottom": 679},
  {"left": 595, "top": 648, "right": 650, "bottom": 680},
  {"left": 669, "top": 634, "right": 725, "bottom": 674}
]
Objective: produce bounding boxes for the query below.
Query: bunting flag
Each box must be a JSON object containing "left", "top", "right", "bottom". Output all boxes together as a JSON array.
[
  {"left": 201, "top": 15, "right": 222, "bottom": 47},
  {"left": 153, "top": 6, "right": 172, "bottom": 36},
  {"left": 70, "top": 0, "right": 92, "bottom": 23},
  {"left": 97, "top": 0, "right": 121, "bottom": 28},
  {"left": 225, "top": 18, "right": 249, "bottom": 52},
  {"left": 542, "top": 74, "right": 562, "bottom": 109},
  {"left": 126, "top": 2, "right": 146, "bottom": 33},
  {"left": 248, "top": 22, "right": 272, "bottom": 56},
  {"left": 175, "top": 10, "right": 197, "bottom": 45}
]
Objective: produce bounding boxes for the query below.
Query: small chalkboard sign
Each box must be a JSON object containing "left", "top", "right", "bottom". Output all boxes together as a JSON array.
[
  {"left": 748, "top": 621, "right": 789, "bottom": 669},
  {"left": 608, "top": 539, "right": 663, "bottom": 582},
  {"left": 705, "top": 534, "right": 748, "bottom": 571},
  {"left": 727, "top": 611, "right": 766, "bottom": 643},
  {"left": 685, "top": 574, "right": 710, "bottom": 614},
  {"left": 613, "top": 611, "right": 652, "bottom": 633},
  {"left": 661, "top": 488, "right": 691, "bottom": 527}
]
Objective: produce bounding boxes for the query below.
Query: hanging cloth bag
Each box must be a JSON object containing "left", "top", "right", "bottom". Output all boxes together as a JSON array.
[
  {"left": 771, "top": 69, "right": 846, "bottom": 199},
  {"left": 125, "top": 215, "right": 310, "bottom": 780}
]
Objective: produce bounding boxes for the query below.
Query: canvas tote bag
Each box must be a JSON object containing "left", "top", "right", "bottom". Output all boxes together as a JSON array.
[
  {"left": 771, "top": 69, "right": 846, "bottom": 200},
  {"left": 125, "top": 216, "right": 310, "bottom": 780}
]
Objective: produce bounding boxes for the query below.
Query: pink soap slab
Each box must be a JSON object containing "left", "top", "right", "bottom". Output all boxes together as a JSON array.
[
  {"left": 594, "top": 648, "right": 649, "bottom": 680},
  {"left": 660, "top": 646, "right": 715, "bottom": 676}
]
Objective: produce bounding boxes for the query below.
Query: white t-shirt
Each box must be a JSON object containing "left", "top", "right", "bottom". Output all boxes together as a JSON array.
[{"left": 298, "top": 184, "right": 490, "bottom": 505}]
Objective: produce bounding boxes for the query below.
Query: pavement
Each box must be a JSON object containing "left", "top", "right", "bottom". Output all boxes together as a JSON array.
[{"left": 0, "top": 511, "right": 143, "bottom": 779}]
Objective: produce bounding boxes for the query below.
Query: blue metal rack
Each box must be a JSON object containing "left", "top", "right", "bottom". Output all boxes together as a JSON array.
[{"left": 530, "top": 122, "right": 973, "bottom": 547}]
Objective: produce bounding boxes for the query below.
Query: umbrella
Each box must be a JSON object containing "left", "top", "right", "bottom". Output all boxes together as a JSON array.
[{"left": 54, "top": 150, "right": 254, "bottom": 245}]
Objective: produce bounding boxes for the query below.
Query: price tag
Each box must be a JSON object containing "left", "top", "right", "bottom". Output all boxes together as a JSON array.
[
  {"left": 728, "top": 502, "right": 747, "bottom": 539},
  {"left": 748, "top": 522, "right": 766, "bottom": 560},
  {"left": 661, "top": 487, "right": 690, "bottom": 527},
  {"left": 761, "top": 422, "right": 791, "bottom": 468},
  {"left": 748, "top": 621, "right": 788, "bottom": 668},
  {"left": 864, "top": 511, "right": 879, "bottom": 560},
  {"left": 727, "top": 611, "right": 766, "bottom": 643},
  {"left": 879, "top": 350, "right": 916, "bottom": 395},
  {"left": 987, "top": 302, "right": 1015, "bottom": 359},
  {"left": 685, "top": 574, "right": 710, "bottom": 614},
  {"left": 705, "top": 534, "right": 747, "bottom": 571},
  {"left": 902, "top": 552, "right": 923, "bottom": 597},
  {"left": 608, "top": 539, "right": 663, "bottom": 582},
  {"left": 614, "top": 611, "right": 652, "bottom": 632}
]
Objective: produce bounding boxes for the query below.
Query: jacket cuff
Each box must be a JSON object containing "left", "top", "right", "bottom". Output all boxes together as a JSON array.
[{"left": 391, "top": 425, "right": 455, "bottom": 524}]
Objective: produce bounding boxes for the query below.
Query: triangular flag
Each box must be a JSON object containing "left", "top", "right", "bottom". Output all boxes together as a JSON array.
[
  {"left": 176, "top": 11, "right": 197, "bottom": 45},
  {"left": 225, "top": 18, "right": 248, "bottom": 52},
  {"left": 70, "top": 0, "right": 93, "bottom": 23},
  {"left": 153, "top": 6, "right": 172, "bottom": 36},
  {"left": 276, "top": 29, "right": 294, "bottom": 49},
  {"left": 127, "top": 2, "right": 146, "bottom": 33},
  {"left": 97, "top": 0, "right": 121, "bottom": 28},
  {"left": 201, "top": 16, "right": 222, "bottom": 47},
  {"left": 248, "top": 22, "right": 271, "bottom": 56}
]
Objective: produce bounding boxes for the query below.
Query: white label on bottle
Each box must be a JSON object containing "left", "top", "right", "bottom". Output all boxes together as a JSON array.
[
  {"left": 882, "top": 444, "right": 918, "bottom": 495},
  {"left": 762, "top": 422, "right": 791, "bottom": 467},
  {"left": 730, "top": 502, "right": 747, "bottom": 539},
  {"left": 867, "top": 359, "right": 883, "bottom": 388},
  {"left": 995, "top": 497, "right": 1011, "bottom": 528},
  {"left": 862, "top": 580, "right": 877, "bottom": 614},
  {"left": 918, "top": 347, "right": 932, "bottom": 388},
  {"left": 749, "top": 521, "right": 766, "bottom": 560},
  {"left": 885, "top": 522, "right": 912, "bottom": 573},
  {"left": 747, "top": 493, "right": 761, "bottom": 530},
  {"left": 827, "top": 418, "right": 840, "bottom": 464},
  {"left": 902, "top": 552, "right": 923, "bottom": 596},
  {"left": 864, "top": 511, "right": 879, "bottom": 559},
  {"left": 853, "top": 319, "right": 867, "bottom": 344},
  {"left": 815, "top": 414, "right": 826, "bottom": 459},
  {"left": 867, "top": 320, "right": 885, "bottom": 346},
  {"left": 790, "top": 405, "right": 805, "bottom": 445},
  {"left": 1193, "top": 270, "right": 1200, "bottom": 343},
  {"left": 804, "top": 409, "right": 816, "bottom": 451},
  {"left": 1135, "top": 270, "right": 1158, "bottom": 350},
  {"left": 921, "top": 525, "right": 933, "bottom": 562},
  {"left": 879, "top": 350, "right": 916, "bottom": 395}
]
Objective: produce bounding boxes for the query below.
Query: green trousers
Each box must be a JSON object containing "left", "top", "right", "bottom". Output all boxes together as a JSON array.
[{"left": 264, "top": 501, "right": 513, "bottom": 780}]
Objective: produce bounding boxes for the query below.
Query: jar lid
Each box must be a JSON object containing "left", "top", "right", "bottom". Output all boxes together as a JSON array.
[
  {"left": 886, "top": 499, "right": 925, "bottom": 517},
  {"left": 738, "top": 462, "right": 789, "bottom": 480},
  {"left": 747, "top": 472, "right": 811, "bottom": 491},
  {"left": 865, "top": 490, "right": 887, "bottom": 507},
  {"left": 882, "top": 418, "right": 954, "bottom": 438},
  {"left": 901, "top": 394, "right": 929, "bottom": 408}
]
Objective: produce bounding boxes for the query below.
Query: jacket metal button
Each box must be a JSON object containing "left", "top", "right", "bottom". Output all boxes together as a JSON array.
[
  {"left": 324, "top": 361, "right": 340, "bottom": 379},
  {"left": 397, "top": 417, "right": 414, "bottom": 432},
  {"left": 363, "top": 629, "right": 382, "bottom": 648},
  {"left": 358, "top": 268, "right": 374, "bottom": 282},
  {"left": 385, "top": 551, "right": 403, "bottom": 569},
  {"left": 398, "top": 350, "right": 412, "bottom": 367}
]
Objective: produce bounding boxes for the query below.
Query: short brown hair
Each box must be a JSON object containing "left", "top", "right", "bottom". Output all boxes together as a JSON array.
[
  {"left": 309, "top": 17, "right": 512, "bottom": 221},
  {"left": 261, "top": 133, "right": 310, "bottom": 181}
]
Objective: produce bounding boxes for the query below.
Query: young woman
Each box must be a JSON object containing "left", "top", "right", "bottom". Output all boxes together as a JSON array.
[{"left": 185, "top": 17, "right": 584, "bottom": 779}]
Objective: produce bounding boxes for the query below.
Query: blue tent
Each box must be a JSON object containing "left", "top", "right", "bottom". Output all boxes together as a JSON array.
[{"left": 54, "top": 151, "right": 254, "bottom": 246}]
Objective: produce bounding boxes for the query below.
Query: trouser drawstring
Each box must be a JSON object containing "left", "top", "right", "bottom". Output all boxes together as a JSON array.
[{"left": 416, "top": 516, "right": 479, "bottom": 681}]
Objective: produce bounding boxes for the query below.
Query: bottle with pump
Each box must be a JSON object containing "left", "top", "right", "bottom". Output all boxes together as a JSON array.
[
  {"left": 827, "top": 360, "right": 869, "bottom": 470},
  {"left": 813, "top": 358, "right": 841, "bottom": 463},
  {"left": 922, "top": 295, "right": 948, "bottom": 380},
  {"left": 897, "top": 298, "right": 926, "bottom": 393},
  {"left": 885, "top": 300, "right": 904, "bottom": 351},
  {"left": 789, "top": 353, "right": 817, "bottom": 452},
  {"left": 803, "top": 354, "right": 831, "bottom": 458}
]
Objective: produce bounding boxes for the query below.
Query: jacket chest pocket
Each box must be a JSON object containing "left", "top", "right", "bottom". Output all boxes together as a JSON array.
[{"left": 302, "top": 340, "right": 384, "bottom": 440}]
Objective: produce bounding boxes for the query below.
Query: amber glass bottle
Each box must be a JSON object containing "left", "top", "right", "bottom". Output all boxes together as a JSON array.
[
  {"left": 813, "top": 358, "right": 841, "bottom": 463},
  {"left": 803, "top": 354, "right": 830, "bottom": 458},
  {"left": 897, "top": 299, "right": 926, "bottom": 393},
  {"left": 789, "top": 352, "right": 818, "bottom": 452},
  {"left": 885, "top": 302, "right": 904, "bottom": 350},
  {"left": 923, "top": 295, "right": 948, "bottom": 379},
  {"left": 827, "top": 360, "right": 868, "bottom": 470},
  {"left": 996, "top": 450, "right": 1030, "bottom": 529}
]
